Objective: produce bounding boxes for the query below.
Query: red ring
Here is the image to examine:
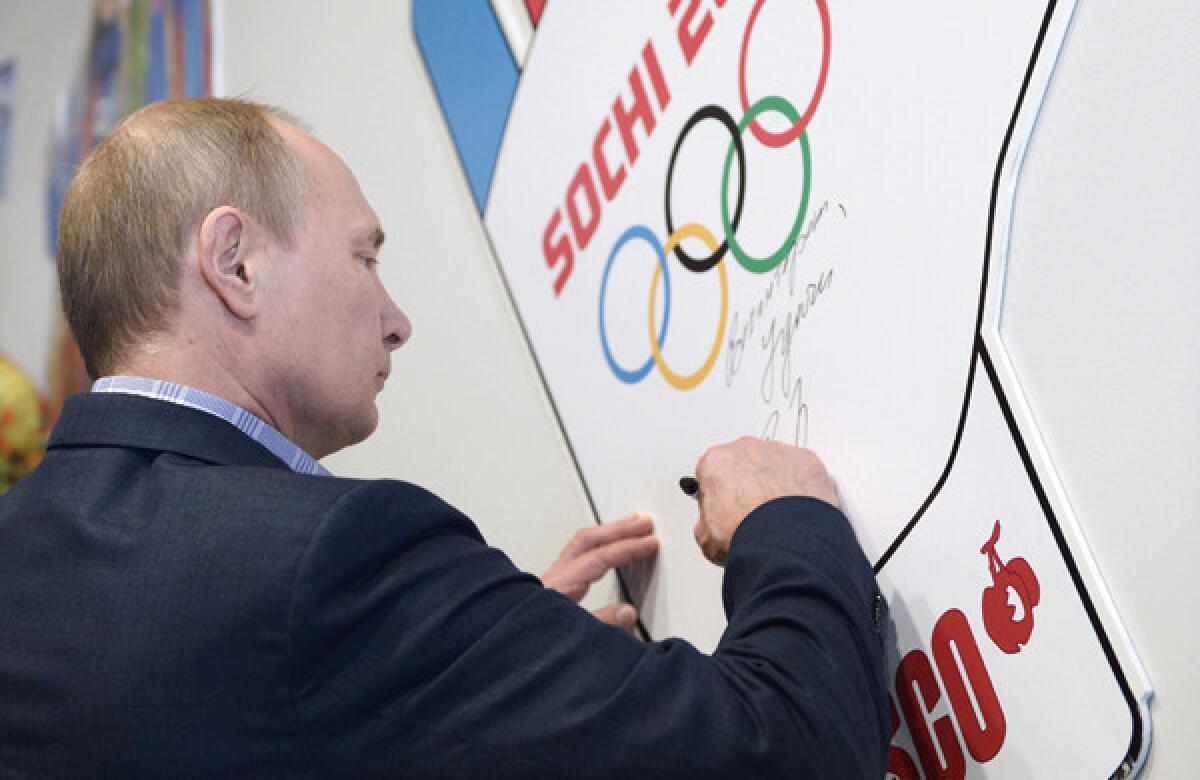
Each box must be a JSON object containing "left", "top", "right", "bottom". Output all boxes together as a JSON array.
[{"left": 738, "top": 0, "right": 831, "bottom": 149}]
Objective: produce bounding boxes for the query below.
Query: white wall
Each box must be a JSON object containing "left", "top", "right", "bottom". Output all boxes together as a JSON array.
[
  {"left": 1001, "top": 2, "right": 1200, "bottom": 775},
  {"left": 0, "top": 1, "right": 1195, "bottom": 776}
]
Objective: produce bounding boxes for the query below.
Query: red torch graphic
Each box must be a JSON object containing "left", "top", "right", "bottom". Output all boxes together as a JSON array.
[{"left": 980, "top": 520, "right": 1040, "bottom": 655}]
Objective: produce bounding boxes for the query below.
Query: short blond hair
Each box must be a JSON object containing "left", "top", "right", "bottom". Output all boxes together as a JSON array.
[{"left": 56, "top": 97, "right": 305, "bottom": 378}]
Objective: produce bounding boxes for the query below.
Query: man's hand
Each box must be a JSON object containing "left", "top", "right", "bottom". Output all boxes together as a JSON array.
[
  {"left": 693, "top": 437, "right": 839, "bottom": 566},
  {"left": 541, "top": 514, "right": 658, "bottom": 628}
]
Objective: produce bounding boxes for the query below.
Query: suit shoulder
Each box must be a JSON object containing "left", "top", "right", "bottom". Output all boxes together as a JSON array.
[
  {"left": 303, "top": 476, "right": 481, "bottom": 551},
  {"left": 151, "top": 457, "right": 464, "bottom": 543}
]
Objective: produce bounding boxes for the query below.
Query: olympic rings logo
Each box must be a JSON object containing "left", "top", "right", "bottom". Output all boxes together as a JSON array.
[{"left": 598, "top": 0, "right": 831, "bottom": 390}]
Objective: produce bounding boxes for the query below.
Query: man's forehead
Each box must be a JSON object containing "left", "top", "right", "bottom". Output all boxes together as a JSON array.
[
  {"left": 272, "top": 119, "right": 352, "bottom": 189},
  {"left": 270, "top": 115, "right": 318, "bottom": 153},
  {"left": 273, "top": 120, "right": 380, "bottom": 231}
]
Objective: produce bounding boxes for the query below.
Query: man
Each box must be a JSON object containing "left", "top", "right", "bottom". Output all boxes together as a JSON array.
[{"left": 0, "top": 98, "right": 888, "bottom": 777}]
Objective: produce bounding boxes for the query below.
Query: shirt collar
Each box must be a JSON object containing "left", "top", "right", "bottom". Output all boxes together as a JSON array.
[{"left": 91, "top": 376, "right": 331, "bottom": 477}]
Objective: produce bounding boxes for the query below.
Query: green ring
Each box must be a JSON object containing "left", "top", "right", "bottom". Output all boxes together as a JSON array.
[{"left": 721, "top": 95, "right": 812, "bottom": 274}]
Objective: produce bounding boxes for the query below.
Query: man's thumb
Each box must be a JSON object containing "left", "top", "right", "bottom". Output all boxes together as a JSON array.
[{"left": 592, "top": 603, "right": 638, "bottom": 628}]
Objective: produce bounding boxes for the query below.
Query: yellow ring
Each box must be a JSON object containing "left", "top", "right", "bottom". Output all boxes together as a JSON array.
[{"left": 648, "top": 223, "right": 729, "bottom": 391}]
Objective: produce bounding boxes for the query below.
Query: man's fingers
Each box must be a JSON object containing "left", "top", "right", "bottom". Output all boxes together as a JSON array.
[
  {"left": 563, "top": 514, "right": 654, "bottom": 555},
  {"left": 543, "top": 524, "right": 658, "bottom": 603},
  {"left": 592, "top": 602, "right": 638, "bottom": 628},
  {"left": 598, "top": 532, "right": 659, "bottom": 567},
  {"left": 558, "top": 534, "right": 659, "bottom": 589}
]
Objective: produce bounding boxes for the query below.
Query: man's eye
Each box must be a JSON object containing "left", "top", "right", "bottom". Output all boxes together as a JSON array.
[{"left": 356, "top": 255, "right": 378, "bottom": 268}]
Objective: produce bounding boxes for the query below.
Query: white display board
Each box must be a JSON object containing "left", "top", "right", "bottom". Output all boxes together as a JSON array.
[
  {"left": 2, "top": 0, "right": 1192, "bottom": 776},
  {"left": 419, "top": 1, "right": 1151, "bottom": 775}
]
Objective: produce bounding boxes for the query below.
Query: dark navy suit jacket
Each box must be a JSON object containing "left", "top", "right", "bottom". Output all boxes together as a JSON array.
[{"left": 0, "top": 393, "right": 888, "bottom": 778}]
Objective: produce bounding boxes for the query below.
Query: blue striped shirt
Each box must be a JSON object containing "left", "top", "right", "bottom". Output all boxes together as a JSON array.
[{"left": 91, "top": 376, "right": 331, "bottom": 476}]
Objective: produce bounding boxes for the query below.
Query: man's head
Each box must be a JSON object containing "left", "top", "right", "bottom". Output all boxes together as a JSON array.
[{"left": 56, "top": 97, "right": 411, "bottom": 458}]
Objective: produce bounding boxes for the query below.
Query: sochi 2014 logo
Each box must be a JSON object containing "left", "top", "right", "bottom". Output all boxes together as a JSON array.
[{"left": 594, "top": 0, "right": 830, "bottom": 391}]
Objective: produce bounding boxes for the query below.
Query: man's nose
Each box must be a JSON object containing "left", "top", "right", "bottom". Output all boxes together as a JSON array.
[{"left": 382, "top": 295, "right": 412, "bottom": 351}]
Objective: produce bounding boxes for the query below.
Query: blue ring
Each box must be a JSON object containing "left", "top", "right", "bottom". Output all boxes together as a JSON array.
[{"left": 598, "top": 225, "right": 671, "bottom": 383}]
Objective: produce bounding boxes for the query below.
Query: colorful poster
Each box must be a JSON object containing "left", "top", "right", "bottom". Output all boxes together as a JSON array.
[
  {"left": 0, "top": 354, "right": 49, "bottom": 496},
  {"left": 42, "top": 0, "right": 213, "bottom": 417},
  {"left": 416, "top": 1, "right": 1152, "bottom": 776},
  {"left": 0, "top": 58, "right": 14, "bottom": 199},
  {"left": 46, "top": 0, "right": 212, "bottom": 258}
]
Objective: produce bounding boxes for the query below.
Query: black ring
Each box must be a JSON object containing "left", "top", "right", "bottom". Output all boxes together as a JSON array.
[{"left": 664, "top": 104, "right": 746, "bottom": 273}]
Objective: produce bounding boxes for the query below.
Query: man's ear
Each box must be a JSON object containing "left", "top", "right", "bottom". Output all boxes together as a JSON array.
[{"left": 196, "top": 207, "right": 257, "bottom": 320}]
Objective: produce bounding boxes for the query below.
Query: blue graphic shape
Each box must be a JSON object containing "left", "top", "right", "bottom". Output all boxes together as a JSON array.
[{"left": 413, "top": 0, "right": 519, "bottom": 211}]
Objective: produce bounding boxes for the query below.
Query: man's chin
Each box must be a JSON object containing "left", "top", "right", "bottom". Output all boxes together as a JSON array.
[
  {"left": 313, "top": 406, "right": 380, "bottom": 460},
  {"left": 350, "top": 405, "right": 381, "bottom": 446}
]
